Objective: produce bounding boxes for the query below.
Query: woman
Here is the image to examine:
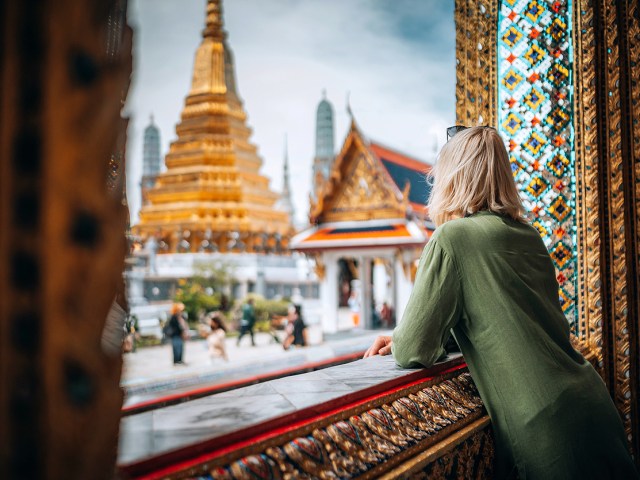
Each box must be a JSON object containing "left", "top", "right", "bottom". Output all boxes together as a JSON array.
[
  {"left": 364, "top": 127, "right": 638, "bottom": 479},
  {"left": 207, "top": 312, "right": 228, "bottom": 363},
  {"left": 283, "top": 304, "right": 308, "bottom": 350},
  {"left": 166, "top": 302, "right": 188, "bottom": 365}
]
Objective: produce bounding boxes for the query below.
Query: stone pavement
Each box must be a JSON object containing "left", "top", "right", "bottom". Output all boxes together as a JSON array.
[{"left": 121, "top": 328, "right": 390, "bottom": 407}]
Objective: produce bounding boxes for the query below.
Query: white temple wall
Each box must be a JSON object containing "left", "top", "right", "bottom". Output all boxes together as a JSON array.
[
  {"left": 394, "top": 256, "right": 414, "bottom": 323},
  {"left": 320, "top": 255, "right": 339, "bottom": 333}
]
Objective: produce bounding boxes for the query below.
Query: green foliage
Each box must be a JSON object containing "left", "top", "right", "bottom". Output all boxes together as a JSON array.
[
  {"left": 176, "top": 285, "right": 221, "bottom": 325},
  {"left": 174, "top": 260, "right": 234, "bottom": 325},
  {"left": 192, "top": 259, "right": 233, "bottom": 289},
  {"left": 230, "top": 294, "right": 290, "bottom": 332},
  {"left": 136, "top": 335, "right": 163, "bottom": 348}
]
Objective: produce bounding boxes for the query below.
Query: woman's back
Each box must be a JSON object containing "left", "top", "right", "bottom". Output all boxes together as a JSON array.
[
  {"left": 438, "top": 212, "right": 585, "bottom": 395},
  {"left": 393, "top": 211, "right": 636, "bottom": 479},
  {"left": 367, "top": 126, "right": 637, "bottom": 478}
]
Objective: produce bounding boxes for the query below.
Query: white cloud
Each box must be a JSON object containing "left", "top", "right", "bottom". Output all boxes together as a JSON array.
[{"left": 125, "top": 0, "right": 455, "bottom": 225}]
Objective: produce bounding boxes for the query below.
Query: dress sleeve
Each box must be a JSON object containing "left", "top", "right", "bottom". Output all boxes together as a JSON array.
[{"left": 392, "top": 239, "right": 462, "bottom": 368}]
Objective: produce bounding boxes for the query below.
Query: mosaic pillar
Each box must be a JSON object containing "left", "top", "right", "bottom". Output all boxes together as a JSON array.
[{"left": 497, "top": 0, "right": 577, "bottom": 324}]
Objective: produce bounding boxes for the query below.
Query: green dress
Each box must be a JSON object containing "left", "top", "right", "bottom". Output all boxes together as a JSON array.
[{"left": 392, "top": 211, "right": 638, "bottom": 480}]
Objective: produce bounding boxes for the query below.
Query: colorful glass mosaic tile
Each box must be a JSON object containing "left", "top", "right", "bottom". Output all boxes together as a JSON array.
[
  {"left": 497, "top": 0, "right": 576, "bottom": 324},
  {"left": 526, "top": 176, "right": 549, "bottom": 198},
  {"left": 524, "top": 87, "right": 545, "bottom": 110},
  {"left": 503, "top": 112, "right": 523, "bottom": 135}
]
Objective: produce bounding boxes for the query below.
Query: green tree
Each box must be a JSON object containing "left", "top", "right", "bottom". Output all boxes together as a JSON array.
[
  {"left": 230, "top": 294, "right": 290, "bottom": 333},
  {"left": 175, "top": 260, "right": 235, "bottom": 325}
]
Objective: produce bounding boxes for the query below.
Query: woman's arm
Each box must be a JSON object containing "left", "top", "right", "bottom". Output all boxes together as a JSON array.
[
  {"left": 392, "top": 240, "right": 462, "bottom": 368},
  {"left": 363, "top": 335, "right": 392, "bottom": 357}
]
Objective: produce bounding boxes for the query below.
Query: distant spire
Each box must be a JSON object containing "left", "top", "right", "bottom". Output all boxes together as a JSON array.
[
  {"left": 283, "top": 134, "right": 291, "bottom": 195},
  {"left": 315, "top": 92, "right": 335, "bottom": 159},
  {"left": 346, "top": 91, "right": 353, "bottom": 119},
  {"left": 142, "top": 117, "right": 161, "bottom": 177},
  {"left": 312, "top": 92, "right": 336, "bottom": 199},
  {"left": 141, "top": 116, "right": 162, "bottom": 206},
  {"left": 203, "top": 0, "right": 225, "bottom": 41},
  {"left": 280, "top": 134, "right": 295, "bottom": 224}
]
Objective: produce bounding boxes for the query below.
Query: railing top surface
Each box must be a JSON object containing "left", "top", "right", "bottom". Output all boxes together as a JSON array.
[{"left": 117, "top": 353, "right": 464, "bottom": 470}]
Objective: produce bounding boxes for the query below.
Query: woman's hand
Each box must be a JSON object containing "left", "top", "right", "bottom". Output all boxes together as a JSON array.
[{"left": 363, "top": 335, "right": 393, "bottom": 358}]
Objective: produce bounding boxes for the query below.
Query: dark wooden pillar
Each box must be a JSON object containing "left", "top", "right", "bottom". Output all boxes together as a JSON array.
[{"left": 0, "top": 1, "right": 132, "bottom": 478}]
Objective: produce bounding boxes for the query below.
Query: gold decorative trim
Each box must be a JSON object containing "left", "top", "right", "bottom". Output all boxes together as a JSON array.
[
  {"left": 454, "top": 0, "right": 497, "bottom": 127},
  {"left": 147, "top": 370, "right": 491, "bottom": 480},
  {"left": 602, "top": 0, "right": 633, "bottom": 445},
  {"left": 204, "top": 368, "right": 473, "bottom": 475},
  {"left": 454, "top": 0, "right": 467, "bottom": 125},
  {"left": 213, "top": 372, "right": 485, "bottom": 480},
  {"left": 378, "top": 416, "right": 492, "bottom": 479},
  {"left": 626, "top": 0, "right": 640, "bottom": 454},
  {"left": 573, "top": 0, "right": 604, "bottom": 368}
]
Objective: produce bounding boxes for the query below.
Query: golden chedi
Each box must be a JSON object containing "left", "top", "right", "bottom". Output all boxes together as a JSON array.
[{"left": 134, "top": 0, "right": 291, "bottom": 254}]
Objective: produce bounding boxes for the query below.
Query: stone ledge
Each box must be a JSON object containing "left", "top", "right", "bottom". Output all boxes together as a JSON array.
[{"left": 117, "top": 353, "right": 493, "bottom": 479}]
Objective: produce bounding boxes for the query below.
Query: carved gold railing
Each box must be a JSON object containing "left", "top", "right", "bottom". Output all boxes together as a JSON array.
[{"left": 117, "top": 356, "right": 494, "bottom": 479}]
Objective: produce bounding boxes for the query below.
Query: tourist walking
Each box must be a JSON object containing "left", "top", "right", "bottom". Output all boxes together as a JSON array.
[
  {"left": 379, "top": 302, "right": 394, "bottom": 328},
  {"left": 207, "top": 312, "right": 228, "bottom": 363},
  {"left": 236, "top": 298, "right": 256, "bottom": 347},
  {"left": 283, "top": 304, "right": 308, "bottom": 350},
  {"left": 364, "top": 126, "right": 638, "bottom": 479},
  {"left": 165, "top": 302, "right": 188, "bottom": 365}
]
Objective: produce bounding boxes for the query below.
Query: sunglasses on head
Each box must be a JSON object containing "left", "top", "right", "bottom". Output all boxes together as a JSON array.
[
  {"left": 446, "top": 125, "right": 498, "bottom": 141},
  {"left": 446, "top": 125, "right": 469, "bottom": 141}
]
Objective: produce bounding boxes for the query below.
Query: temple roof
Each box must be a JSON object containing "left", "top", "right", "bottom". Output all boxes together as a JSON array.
[
  {"left": 291, "top": 219, "right": 431, "bottom": 251},
  {"left": 369, "top": 142, "right": 433, "bottom": 214},
  {"left": 309, "top": 121, "right": 433, "bottom": 224}
]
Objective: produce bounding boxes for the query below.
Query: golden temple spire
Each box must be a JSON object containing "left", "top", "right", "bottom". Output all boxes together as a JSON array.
[
  {"left": 203, "top": 0, "right": 225, "bottom": 41},
  {"left": 190, "top": 0, "right": 226, "bottom": 95},
  {"left": 134, "top": 0, "right": 292, "bottom": 253}
]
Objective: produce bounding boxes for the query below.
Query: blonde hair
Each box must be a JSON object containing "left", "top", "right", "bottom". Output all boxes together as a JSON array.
[{"left": 428, "top": 126, "right": 525, "bottom": 226}]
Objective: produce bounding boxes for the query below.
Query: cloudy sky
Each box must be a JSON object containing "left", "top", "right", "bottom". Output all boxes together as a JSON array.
[{"left": 125, "top": 0, "right": 455, "bottom": 225}]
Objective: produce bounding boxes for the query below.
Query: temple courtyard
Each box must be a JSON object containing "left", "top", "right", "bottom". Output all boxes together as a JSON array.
[{"left": 121, "top": 329, "right": 389, "bottom": 407}]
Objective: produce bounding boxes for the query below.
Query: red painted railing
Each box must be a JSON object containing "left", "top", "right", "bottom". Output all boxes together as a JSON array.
[
  {"left": 122, "top": 350, "right": 367, "bottom": 416},
  {"left": 118, "top": 357, "right": 467, "bottom": 479}
]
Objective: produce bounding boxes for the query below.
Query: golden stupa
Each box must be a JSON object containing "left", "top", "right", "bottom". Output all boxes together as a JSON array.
[{"left": 134, "top": 0, "right": 292, "bottom": 254}]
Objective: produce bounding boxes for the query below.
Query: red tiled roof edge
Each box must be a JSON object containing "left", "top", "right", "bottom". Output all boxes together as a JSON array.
[{"left": 369, "top": 142, "right": 433, "bottom": 174}]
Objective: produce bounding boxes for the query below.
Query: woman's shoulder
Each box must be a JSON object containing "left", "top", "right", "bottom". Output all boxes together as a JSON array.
[
  {"left": 432, "top": 212, "right": 538, "bottom": 252},
  {"left": 429, "top": 216, "right": 479, "bottom": 248}
]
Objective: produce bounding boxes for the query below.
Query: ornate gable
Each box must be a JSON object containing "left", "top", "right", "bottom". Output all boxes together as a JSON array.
[{"left": 310, "top": 122, "right": 405, "bottom": 224}]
